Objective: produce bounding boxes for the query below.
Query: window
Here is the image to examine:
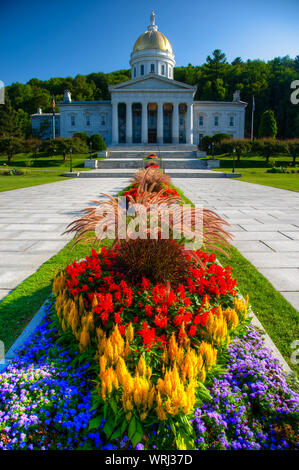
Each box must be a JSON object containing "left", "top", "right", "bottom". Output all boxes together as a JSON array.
[
  {"left": 100, "top": 114, "right": 106, "bottom": 126},
  {"left": 161, "top": 64, "right": 165, "bottom": 75},
  {"left": 199, "top": 133, "right": 204, "bottom": 143},
  {"left": 140, "top": 64, "right": 144, "bottom": 75},
  {"left": 179, "top": 114, "right": 184, "bottom": 126},
  {"left": 229, "top": 116, "right": 234, "bottom": 127},
  {"left": 71, "top": 115, "right": 75, "bottom": 126},
  {"left": 214, "top": 116, "right": 219, "bottom": 126},
  {"left": 150, "top": 63, "right": 155, "bottom": 73},
  {"left": 199, "top": 115, "right": 204, "bottom": 126},
  {"left": 133, "top": 67, "right": 136, "bottom": 78},
  {"left": 86, "top": 115, "right": 90, "bottom": 126}
]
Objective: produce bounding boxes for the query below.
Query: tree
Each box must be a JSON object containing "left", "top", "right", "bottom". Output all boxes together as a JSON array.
[
  {"left": 231, "top": 57, "right": 243, "bottom": 66},
  {"left": 25, "top": 137, "right": 42, "bottom": 155},
  {"left": 0, "top": 136, "right": 24, "bottom": 163},
  {"left": 73, "top": 132, "right": 89, "bottom": 143},
  {"left": 89, "top": 134, "right": 106, "bottom": 152},
  {"left": 212, "top": 133, "right": 231, "bottom": 144},
  {"left": 288, "top": 140, "right": 299, "bottom": 165},
  {"left": 16, "top": 109, "right": 32, "bottom": 138},
  {"left": 0, "top": 93, "right": 21, "bottom": 137},
  {"left": 258, "top": 110, "right": 278, "bottom": 138},
  {"left": 199, "top": 135, "right": 212, "bottom": 152},
  {"left": 232, "top": 139, "right": 251, "bottom": 161}
]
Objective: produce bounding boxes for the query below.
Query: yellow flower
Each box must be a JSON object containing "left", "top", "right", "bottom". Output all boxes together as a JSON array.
[
  {"left": 137, "top": 356, "right": 147, "bottom": 376},
  {"left": 126, "top": 322, "right": 134, "bottom": 343}
]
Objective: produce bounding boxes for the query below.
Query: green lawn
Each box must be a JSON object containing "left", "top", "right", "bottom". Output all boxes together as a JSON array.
[
  {"left": 210, "top": 154, "right": 299, "bottom": 192},
  {"left": 0, "top": 170, "right": 73, "bottom": 192},
  {"left": 0, "top": 152, "right": 90, "bottom": 192}
]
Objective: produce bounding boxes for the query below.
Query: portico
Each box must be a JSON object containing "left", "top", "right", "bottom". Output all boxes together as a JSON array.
[{"left": 110, "top": 76, "right": 196, "bottom": 145}]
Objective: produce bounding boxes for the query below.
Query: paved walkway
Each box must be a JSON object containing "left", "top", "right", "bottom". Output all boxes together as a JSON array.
[
  {"left": 0, "top": 178, "right": 130, "bottom": 300},
  {"left": 173, "top": 178, "right": 299, "bottom": 311}
]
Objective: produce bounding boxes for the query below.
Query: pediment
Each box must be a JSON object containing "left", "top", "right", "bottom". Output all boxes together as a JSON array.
[{"left": 109, "top": 75, "right": 196, "bottom": 92}]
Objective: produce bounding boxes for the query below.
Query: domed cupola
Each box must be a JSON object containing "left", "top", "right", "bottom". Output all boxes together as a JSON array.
[{"left": 130, "top": 11, "right": 175, "bottom": 80}]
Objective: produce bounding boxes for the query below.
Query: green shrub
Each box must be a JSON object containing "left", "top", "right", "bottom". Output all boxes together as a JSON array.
[
  {"left": 199, "top": 135, "right": 212, "bottom": 152},
  {"left": 89, "top": 134, "right": 106, "bottom": 152},
  {"left": 73, "top": 132, "right": 89, "bottom": 143},
  {"left": 212, "top": 133, "right": 231, "bottom": 144},
  {"left": 258, "top": 110, "right": 278, "bottom": 138}
]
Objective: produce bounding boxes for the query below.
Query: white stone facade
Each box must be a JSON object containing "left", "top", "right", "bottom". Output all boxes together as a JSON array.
[{"left": 32, "top": 12, "right": 247, "bottom": 144}]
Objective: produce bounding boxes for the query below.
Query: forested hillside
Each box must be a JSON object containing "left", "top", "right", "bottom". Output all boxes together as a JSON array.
[{"left": 4, "top": 50, "right": 299, "bottom": 139}]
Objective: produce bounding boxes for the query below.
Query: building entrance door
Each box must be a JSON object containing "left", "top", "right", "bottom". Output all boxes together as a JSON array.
[{"left": 147, "top": 104, "right": 157, "bottom": 143}]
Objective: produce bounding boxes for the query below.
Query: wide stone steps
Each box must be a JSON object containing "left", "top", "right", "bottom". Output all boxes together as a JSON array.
[
  {"left": 96, "top": 158, "right": 208, "bottom": 170},
  {"left": 78, "top": 169, "right": 241, "bottom": 178},
  {"left": 77, "top": 148, "right": 238, "bottom": 178}
]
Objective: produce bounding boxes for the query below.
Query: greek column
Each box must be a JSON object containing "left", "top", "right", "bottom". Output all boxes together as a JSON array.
[
  {"left": 141, "top": 102, "right": 148, "bottom": 144},
  {"left": 186, "top": 103, "right": 193, "bottom": 144},
  {"left": 112, "top": 102, "right": 119, "bottom": 145},
  {"left": 157, "top": 102, "right": 163, "bottom": 144}
]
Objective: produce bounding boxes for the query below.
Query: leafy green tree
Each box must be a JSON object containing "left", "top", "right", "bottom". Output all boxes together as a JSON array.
[
  {"left": 258, "top": 110, "right": 278, "bottom": 138},
  {"left": 231, "top": 57, "right": 243, "bottom": 65},
  {"left": 212, "top": 133, "right": 232, "bottom": 144},
  {"left": 199, "top": 135, "right": 212, "bottom": 152},
  {"left": 0, "top": 93, "right": 21, "bottom": 137},
  {"left": 16, "top": 109, "right": 32, "bottom": 138},
  {"left": 89, "top": 134, "right": 106, "bottom": 151},
  {"left": 0, "top": 136, "right": 24, "bottom": 163},
  {"left": 73, "top": 132, "right": 89, "bottom": 143},
  {"left": 288, "top": 140, "right": 299, "bottom": 165},
  {"left": 232, "top": 139, "right": 251, "bottom": 161}
]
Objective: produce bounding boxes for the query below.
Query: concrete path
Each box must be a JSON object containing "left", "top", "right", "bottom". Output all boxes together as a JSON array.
[
  {"left": 173, "top": 178, "right": 299, "bottom": 311},
  {"left": 0, "top": 178, "right": 130, "bottom": 301}
]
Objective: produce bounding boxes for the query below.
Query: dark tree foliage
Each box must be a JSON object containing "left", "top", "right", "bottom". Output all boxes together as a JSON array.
[{"left": 258, "top": 110, "right": 278, "bottom": 138}]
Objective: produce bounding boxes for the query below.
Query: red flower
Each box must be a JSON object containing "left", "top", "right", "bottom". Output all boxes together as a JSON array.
[
  {"left": 137, "top": 321, "right": 157, "bottom": 350},
  {"left": 188, "top": 325, "right": 197, "bottom": 337},
  {"left": 154, "top": 313, "right": 168, "bottom": 328},
  {"left": 114, "top": 311, "right": 123, "bottom": 324},
  {"left": 144, "top": 305, "right": 153, "bottom": 317}
]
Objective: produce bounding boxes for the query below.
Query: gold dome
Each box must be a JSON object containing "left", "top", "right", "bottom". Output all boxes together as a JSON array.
[{"left": 133, "top": 30, "right": 173, "bottom": 53}]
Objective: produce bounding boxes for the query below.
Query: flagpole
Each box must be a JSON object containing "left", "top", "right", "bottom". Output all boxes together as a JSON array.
[
  {"left": 52, "top": 94, "right": 56, "bottom": 140},
  {"left": 251, "top": 95, "right": 255, "bottom": 141}
]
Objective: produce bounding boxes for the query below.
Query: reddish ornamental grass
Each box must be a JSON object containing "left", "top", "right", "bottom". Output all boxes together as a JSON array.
[{"left": 63, "top": 246, "right": 237, "bottom": 350}]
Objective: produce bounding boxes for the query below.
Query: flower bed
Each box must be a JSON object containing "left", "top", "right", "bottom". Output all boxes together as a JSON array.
[{"left": 0, "top": 304, "right": 297, "bottom": 450}]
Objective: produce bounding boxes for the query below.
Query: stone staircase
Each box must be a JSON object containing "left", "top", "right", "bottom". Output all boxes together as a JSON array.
[{"left": 78, "top": 145, "right": 241, "bottom": 178}]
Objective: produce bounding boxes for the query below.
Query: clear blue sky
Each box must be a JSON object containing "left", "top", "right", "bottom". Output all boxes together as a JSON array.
[{"left": 1, "top": 0, "right": 298, "bottom": 86}]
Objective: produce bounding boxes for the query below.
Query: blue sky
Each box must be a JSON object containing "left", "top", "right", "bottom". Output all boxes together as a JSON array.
[{"left": 1, "top": 0, "right": 298, "bottom": 86}]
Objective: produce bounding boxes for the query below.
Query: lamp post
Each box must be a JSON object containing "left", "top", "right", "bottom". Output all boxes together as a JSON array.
[
  {"left": 89, "top": 141, "right": 93, "bottom": 160},
  {"left": 232, "top": 147, "right": 236, "bottom": 174},
  {"left": 70, "top": 147, "right": 73, "bottom": 173},
  {"left": 211, "top": 142, "right": 215, "bottom": 160},
  {"left": 34, "top": 146, "right": 39, "bottom": 160}
]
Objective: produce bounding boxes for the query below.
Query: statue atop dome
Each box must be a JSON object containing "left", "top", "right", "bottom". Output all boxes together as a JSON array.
[
  {"left": 147, "top": 10, "right": 158, "bottom": 31},
  {"left": 150, "top": 10, "right": 156, "bottom": 26}
]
